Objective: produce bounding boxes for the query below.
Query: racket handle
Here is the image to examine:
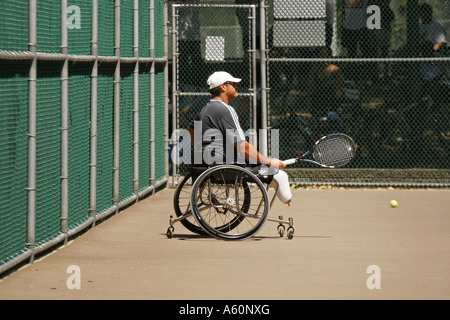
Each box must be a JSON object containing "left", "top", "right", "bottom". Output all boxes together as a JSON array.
[{"left": 283, "top": 158, "right": 297, "bottom": 166}]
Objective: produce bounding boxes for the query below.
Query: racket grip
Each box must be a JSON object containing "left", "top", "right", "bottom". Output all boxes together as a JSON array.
[{"left": 282, "top": 159, "right": 297, "bottom": 166}]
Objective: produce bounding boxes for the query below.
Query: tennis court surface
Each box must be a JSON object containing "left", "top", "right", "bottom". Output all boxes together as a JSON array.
[{"left": 1, "top": 187, "right": 449, "bottom": 300}]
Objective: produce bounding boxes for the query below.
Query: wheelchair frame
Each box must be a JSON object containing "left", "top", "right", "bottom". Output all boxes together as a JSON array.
[{"left": 167, "top": 165, "right": 295, "bottom": 240}]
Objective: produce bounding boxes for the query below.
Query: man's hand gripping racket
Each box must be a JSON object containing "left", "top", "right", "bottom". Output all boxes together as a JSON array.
[{"left": 283, "top": 133, "right": 356, "bottom": 168}]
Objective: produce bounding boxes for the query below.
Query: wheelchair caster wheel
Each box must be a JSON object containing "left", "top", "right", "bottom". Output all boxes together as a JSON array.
[
  {"left": 287, "top": 226, "right": 294, "bottom": 239},
  {"left": 166, "top": 226, "right": 174, "bottom": 239},
  {"left": 277, "top": 224, "right": 285, "bottom": 237}
]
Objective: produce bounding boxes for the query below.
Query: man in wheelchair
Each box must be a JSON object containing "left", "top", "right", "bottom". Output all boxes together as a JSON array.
[{"left": 187, "top": 71, "right": 292, "bottom": 205}]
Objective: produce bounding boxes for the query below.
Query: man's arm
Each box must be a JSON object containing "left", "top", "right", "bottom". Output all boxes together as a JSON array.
[{"left": 236, "top": 140, "right": 286, "bottom": 169}]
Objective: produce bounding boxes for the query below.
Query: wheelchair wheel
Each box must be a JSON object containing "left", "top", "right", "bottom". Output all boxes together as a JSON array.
[
  {"left": 174, "top": 170, "right": 248, "bottom": 236},
  {"left": 173, "top": 172, "right": 208, "bottom": 236},
  {"left": 190, "top": 165, "right": 270, "bottom": 240}
]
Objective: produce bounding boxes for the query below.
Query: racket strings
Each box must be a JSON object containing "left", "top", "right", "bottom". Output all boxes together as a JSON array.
[{"left": 313, "top": 136, "right": 355, "bottom": 168}]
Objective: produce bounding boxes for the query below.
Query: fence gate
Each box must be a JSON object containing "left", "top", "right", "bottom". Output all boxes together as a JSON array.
[{"left": 171, "top": 2, "right": 263, "bottom": 181}]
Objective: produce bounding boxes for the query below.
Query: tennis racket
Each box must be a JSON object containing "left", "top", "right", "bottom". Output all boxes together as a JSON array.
[{"left": 283, "top": 133, "right": 356, "bottom": 168}]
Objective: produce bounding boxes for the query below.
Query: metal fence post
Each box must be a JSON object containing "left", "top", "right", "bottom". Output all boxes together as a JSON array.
[
  {"left": 113, "top": 0, "right": 121, "bottom": 209},
  {"left": 133, "top": 0, "right": 140, "bottom": 198},
  {"left": 60, "top": 0, "right": 69, "bottom": 239},
  {"left": 164, "top": 0, "right": 170, "bottom": 179},
  {"left": 150, "top": 0, "right": 156, "bottom": 191},
  {"left": 27, "top": 0, "right": 37, "bottom": 262},
  {"left": 171, "top": 4, "right": 179, "bottom": 186},
  {"left": 251, "top": 4, "right": 258, "bottom": 143},
  {"left": 259, "top": 0, "right": 268, "bottom": 156},
  {"left": 90, "top": 0, "right": 99, "bottom": 222}
]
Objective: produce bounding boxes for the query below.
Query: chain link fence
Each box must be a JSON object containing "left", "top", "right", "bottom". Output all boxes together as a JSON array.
[
  {"left": 267, "top": 0, "right": 450, "bottom": 186},
  {"left": 0, "top": 0, "right": 168, "bottom": 275},
  {"left": 172, "top": 0, "right": 449, "bottom": 187}
]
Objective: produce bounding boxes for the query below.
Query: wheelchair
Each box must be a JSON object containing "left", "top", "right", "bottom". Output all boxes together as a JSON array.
[{"left": 167, "top": 165, "right": 295, "bottom": 240}]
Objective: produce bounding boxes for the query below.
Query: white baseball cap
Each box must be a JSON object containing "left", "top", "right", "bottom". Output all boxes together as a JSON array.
[{"left": 207, "top": 71, "right": 241, "bottom": 89}]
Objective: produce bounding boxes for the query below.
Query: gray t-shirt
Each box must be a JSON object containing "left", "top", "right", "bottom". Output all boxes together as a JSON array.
[{"left": 191, "top": 99, "right": 246, "bottom": 165}]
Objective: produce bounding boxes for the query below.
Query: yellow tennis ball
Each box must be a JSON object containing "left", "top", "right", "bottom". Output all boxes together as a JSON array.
[{"left": 390, "top": 200, "right": 398, "bottom": 208}]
